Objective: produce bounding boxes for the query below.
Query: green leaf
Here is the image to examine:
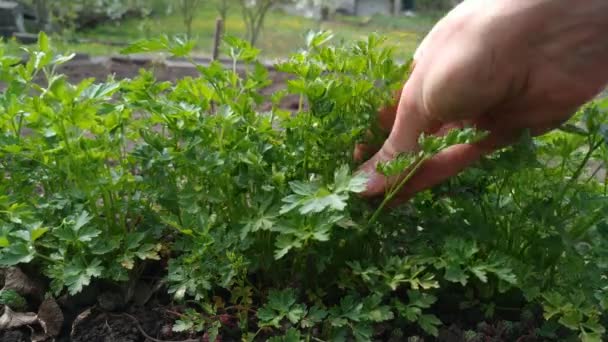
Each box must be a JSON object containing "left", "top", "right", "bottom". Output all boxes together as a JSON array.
[
  {"left": 408, "top": 290, "right": 437, "bottom": 309},
  {"left": 283, "top": 328, "right": 302, "bottom": 342},
  {"left": 335, "top": 165, "right": 368, "bottom": 194},
  {"left": 444, "top": 264, "right": 468, "bottom": 285},
  {"left": 274, "top": 235, "right": 302, "bottom": 260},
  {"left": 301, "top": 305, "right": 328, "bottom": 328},
  {"left": 74, "top": 211, "right": 92, "bottom": 231},
  {"left": 258, "top": 288, "right": 306, "bottom": 328},
  {"left": 280, "top": 166, "right": 367, "bottom": 215},
  {"left": 559, "top": 311, "right": 583, "bottom": 331},
  {"left": 580, "top": 331, "right": 602, "bottom": 342},
  {"left": 281, "top": 182, "right": 347, "bottom": 215},
  {"left": 351, "top": 323, "right": 373, "bottom": 342},
  {"left": 580, "top": 318, "right": 606, "bottom": 342},
  {"left": 470, "top": 265, "right": 488, "bottom": 283},
  {"left": 418, "top": 314, "right": 441, "bottom": 337},
  {"left": 419, "top": 127, "right": 488, "bottom": 155},
  {"left": 30, "top": 225, "right": 48, "bottom": 242},
  {"left": 268, "top": 288, "right": 297, "bottom": 311},
  {"left": 57, "top": 212, "right": 101, "bottom": 243},
  {"left": 90, "top": 238, "right": 121, "bottom": 255},
  {"left": 360, "top": 294, "right": 393, "bottom": 322},
  {"left": 172, "top": 319, "right": 193, "bottom": 332},
  {"left": 376, "top": 153, "right": 416, "bottom": 177},
  {"left": 121, "top": 36, "right": 169, "bottom": 54},
  {"left": 286, "top": 304, "right": 307, "bottom": 324},
  {"left": 125, "top": 232, "right": 146, "bottom": 250},
  {"left": 38, "top": 31, "right": 51, "bottom": 53},
  {"left": 122, "top": 35, "right": 195, "bottom": 57},
  {"left": 52, "top": 53, "right": 76, "bottom": 65},
  {"left": 169, "top": 36, "right": 196, "bottom": 57},
  {"left": 403, "top": 306, "right": 421, "bottom": 321},
  {"left": 64, "top": 259, "right": 104, "bottom": 295},
  {"left": 207, "top": 321, "right": 220, "bottom": 342},
  {"left": 0, "top": 289, "right": 27, "bottom": 311},
  {"left": 0, "top": 242, "right": 35, "bottom": 266},
  {"left": 257, "top": 306, "right": 282, "bottom": 328},
  {"left": 366, "top": 305, "right": 394, "bottom": 322},
  {"left": 77, "top": 225, "right": 101, "bottom": 243},
  {"left": 80, "top": 81, "right": 121, "bottom": 100},
  {"left": 224, "top": 35, "right": 260, "bottom": 62},
  {"left": 394, "top": 300, "right": 422, "bottom": 322},
  {"left": 306, "top": 30, "right": 334, "bottom": 49},
  {"left": 38, "top": 32, "right": 50, "bottom": 53}
]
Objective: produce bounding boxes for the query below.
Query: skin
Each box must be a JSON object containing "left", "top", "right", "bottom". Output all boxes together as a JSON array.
[{"left": 359, "top": 0, "right": 608, "bottom": 202}]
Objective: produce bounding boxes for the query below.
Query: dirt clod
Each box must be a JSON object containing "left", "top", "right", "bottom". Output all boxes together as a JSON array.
[
  {"left": 70, "top": 307, "right": 171, "bottom": 342},
  {"left": 0, "top": 329, "right": 31, "bottom": 342},
  {"left": 98, "top": 291, "right": 126, "bottom": 312},
  {"left": 37, "top": 297, "right": 64, "bottom": 338}
]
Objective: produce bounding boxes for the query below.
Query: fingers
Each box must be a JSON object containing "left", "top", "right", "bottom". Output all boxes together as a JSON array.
[
  {"left": 389, "top": 140, "right": 496, "bottom": 203},
  {"left": 359, "top": 75, "right": 440, "bottom": 197},
  {"left": 382, "top": 114, "right": 564, "bottom": 203},
  {"left": 359, "top": 113, "right": 516, "bottom": 200},
  {"left": 359, "top": 121, "right": 489, "bottom": 198}
]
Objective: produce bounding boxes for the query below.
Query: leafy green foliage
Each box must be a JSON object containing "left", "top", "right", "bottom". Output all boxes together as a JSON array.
[
  {"left": 327, "top": 294, "right": 394, "bottom": 341},
  {"left": 171, "top": 306, "right": 221, "bottom": 342},
  {"left": 1, "top": 32, "right": 607, "bottom": 341},
  {"left": 258, "top": 289, "right": 307, "bottom": 328},
  {"left": 0, "top": 289, "right": 27, "bottom": 311},
  {"left": 394, "top": 291, "right": 441, "bottom": 336},
  {"left": 21, "top": 0, "right": 155, "bottom": 32}
]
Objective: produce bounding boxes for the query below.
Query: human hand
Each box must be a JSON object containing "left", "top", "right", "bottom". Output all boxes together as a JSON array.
[{"left": 359, "top": 0, "right": 608, "bottom": 202}]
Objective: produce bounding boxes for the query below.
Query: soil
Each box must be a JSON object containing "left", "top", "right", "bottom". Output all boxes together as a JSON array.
[
  {"left": 69, "top": 308, "right": 168, "bottom": 342},
  {"left": 0, "top": 330, "right": 31, "bottom": 342}
]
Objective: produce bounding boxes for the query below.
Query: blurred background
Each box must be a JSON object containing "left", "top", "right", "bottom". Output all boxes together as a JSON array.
[{"left": 0, "top": 0, "right": 458, "bottom": 60}]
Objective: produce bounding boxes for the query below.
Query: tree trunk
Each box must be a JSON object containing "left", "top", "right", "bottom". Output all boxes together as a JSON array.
[
  {"left": 218, "top": 0, "right": 229, "bottom": 32},
  {"left": 241, "top": 0, "right": 273, "bottom": 47},
  {"left": 320, "top": 6, "right": 330, "bottom": 21},
  {"left": 33, "top": 0, "right": 52, "bottom": 32},
  {"left": 213, "top": 18, "right": 223, "bottom": 60}
]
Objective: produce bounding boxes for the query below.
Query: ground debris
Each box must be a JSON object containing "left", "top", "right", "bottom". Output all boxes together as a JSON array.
[
  {"left": 0, "top": 306, "right": 37, "bottom": 330},
  {"left": 35, "top": 298, "right": 64, "bottom": 340}
]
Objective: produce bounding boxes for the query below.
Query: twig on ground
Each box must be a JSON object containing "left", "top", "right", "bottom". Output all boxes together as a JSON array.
[{"left": 112, "top": 313, "right": 200, "bottom": 342}]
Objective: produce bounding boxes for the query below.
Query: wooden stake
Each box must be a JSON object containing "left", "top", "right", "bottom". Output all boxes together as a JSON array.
[
  {"left": 210, "top": 18, "right": 224, "bottom": 115},
  {"left": 212, "top": 18, "right": 224, "bottom": 61}
]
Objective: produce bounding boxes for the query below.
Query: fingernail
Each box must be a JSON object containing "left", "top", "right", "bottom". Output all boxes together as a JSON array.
[
  {"left": 363, "top": 169, "right": 386, "bottom": 196},
  {"left": 367, "top": 172, "right": 384, "bottom": 194}
]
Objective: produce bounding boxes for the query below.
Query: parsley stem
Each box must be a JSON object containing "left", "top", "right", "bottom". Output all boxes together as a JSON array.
[
  {"left": 556, "top": 140, "right": 602, "bottom": 204},
  {"left": 35, "top": 252, "right": 54, "bottom": 263},
  {"left": 367, "top": 155, "right": 428, "bottom": 226}
]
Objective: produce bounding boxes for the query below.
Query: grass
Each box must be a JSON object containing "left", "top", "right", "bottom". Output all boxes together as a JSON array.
[{"left": 16, "top": 1, "right": 440, "bottom": 60}]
